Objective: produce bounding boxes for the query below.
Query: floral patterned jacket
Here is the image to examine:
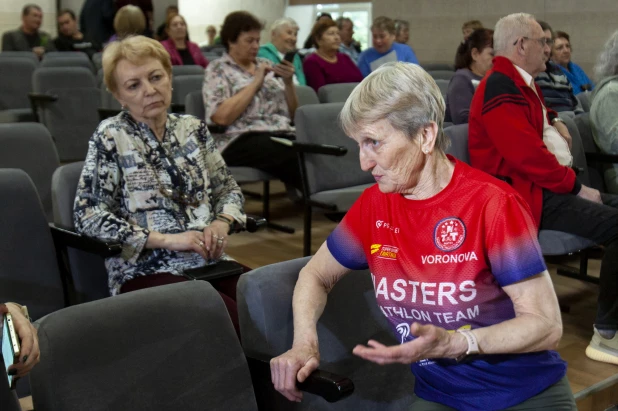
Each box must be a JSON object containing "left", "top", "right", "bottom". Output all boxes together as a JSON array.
[
  {"left": 74, "top": 111, "right": 245, "bottom": 295},
  {"left": 202, "top": 52, "right": 294, "bottom": 151}
]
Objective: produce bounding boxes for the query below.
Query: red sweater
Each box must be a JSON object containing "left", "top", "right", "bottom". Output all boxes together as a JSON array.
[
  {"left": 160, "top": 39, "right": 209, "bottom": 68},
  {"left": 468, "top": 56, "right": 578, "bottom": 227}
]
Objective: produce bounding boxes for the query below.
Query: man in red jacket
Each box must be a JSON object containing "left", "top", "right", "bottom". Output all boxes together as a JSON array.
[{"left": 469, "top": 12, "right": 618, "bottom": 365}]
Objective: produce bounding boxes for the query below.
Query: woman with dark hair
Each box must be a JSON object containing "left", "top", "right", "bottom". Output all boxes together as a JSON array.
[
  {"left": 303, "top": 19, "right": 363, "bottom": 92},
  {"left": 446, "top": 28, "right": 494, "bottom": 124},
  {"left": 160, "top": 14, "right": 208, "bottom": 68},
  {"left": 202, "top": 11, "right": 301, "bottom": 188},
  {"left": 302, "top": 12, "right": 332, "bottom": 49}
]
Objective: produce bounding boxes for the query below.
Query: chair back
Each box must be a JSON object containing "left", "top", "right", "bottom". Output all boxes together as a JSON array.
[
  {"left": 575, "top": 112, "right": 607, "bottom": 191},
  {"left": 434, "top": 79, "right": 449, "bottom": 99},
  {"left": 52, "top": 161, "right": 110, "bottom": 303},
  {"left": 185, "top": 90, "right": 205, "bottom": 120},
  {"left": 172, "top": 74, "right": 203, "bottom": 107},
  {"left": 576, "top": 92, "right": 591, "bottom": 112},
  {"left": 422, "top": 63, "right": 453, "bottom": 71},
  {"left": 0, "top": 169, "right": 65, "bottom": 320},
  {"left": 32, "top": 67, "right": 100, "bottom": 161},
  {"left": 40, "top": 53, "right": 94, "bottom": 72},
  {"left": 444, "top": 124, "right": 470, "bottom": 164},
  {"left": 238, "top": 257, "right": 415, "bottom": 410},
  {"left": 295, "top": 102, "right": 374, "bottom": 195},
  {"left": 317, "top": 83, "right": 359, "bottom": 103},
  {"left": 427, "top": 70, "right": 454, "bottom": 80},
  {"left": 0, "top": 51, "right": 39, "bottom": 64},
  {"left": 92, "top": 51, "right": 103, "bottom": 71},
  {"left": 172, "top": 65, "right": 205, "bottom": 77},
  {"left": 31, "top": 281, "right": 258, "bottom": 411},
  {"left": 0, "top": 122, "right": 60, "bottom": 221},
  {"left": 0, "top": 57, "right": 37, "bottom": 110},
  {"left": 296, "top": 85, "right": 319, "bottom": 106},
  {"left": 560, "top": 113, "right": 591, "bottom": 186}
]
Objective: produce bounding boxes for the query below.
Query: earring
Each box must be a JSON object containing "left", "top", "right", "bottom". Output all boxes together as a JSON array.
[{"left": 423, "top": 149, "right": 429, "bottom": 154}]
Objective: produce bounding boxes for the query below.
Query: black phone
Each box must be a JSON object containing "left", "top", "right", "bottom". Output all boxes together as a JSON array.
[{"left": 283, "top": 50, "right": 297, "bottom": 63}]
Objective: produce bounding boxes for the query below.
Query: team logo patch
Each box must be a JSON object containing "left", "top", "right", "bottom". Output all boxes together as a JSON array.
[
  {"left": 371, "top": 244, "right": 399, "bottom": 260},
  {"left": 434, "top": 217, "right": 466, "bottom": 252}
]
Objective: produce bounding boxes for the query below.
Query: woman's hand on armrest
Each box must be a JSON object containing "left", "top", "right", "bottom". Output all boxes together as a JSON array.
[
  {"left": 146, "top": 231, "right": 209, "bottom": 260},
  {"left": 270, "top": 342, "right": 320, "bottom": 402}
]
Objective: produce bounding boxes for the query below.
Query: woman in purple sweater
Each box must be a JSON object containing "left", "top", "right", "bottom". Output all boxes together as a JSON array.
[{"left": 303, "top": 20, "right": 363, "bottom": 92}]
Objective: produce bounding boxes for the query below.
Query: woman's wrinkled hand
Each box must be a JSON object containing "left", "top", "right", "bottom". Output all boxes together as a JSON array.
[
  {"left": 272, "top": 60, "right": 296, "bottom": 84},
  {"left": 270, "top": 343, "right": 320, "bottom": 402},
  {"left": 202, "top": 220, "right": 229, "bottom": 260},
  {"left": 160, "top": 231, "right": 209, "bottom": 259}
]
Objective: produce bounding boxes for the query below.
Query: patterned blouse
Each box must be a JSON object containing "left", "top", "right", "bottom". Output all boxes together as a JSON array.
[
  {"left": 74, "top": 111, "right": 246, "bottom": 295},
  {"left": 202, "top": 52, "right": 295, "bottom": 151}
]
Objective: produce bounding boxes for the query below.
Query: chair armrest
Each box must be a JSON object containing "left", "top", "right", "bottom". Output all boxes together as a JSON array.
[
  {"left": 585, "top": 152, "right": 618, "bottom": 165},
  {"left": 245, "top": 356, "right": 354, "bottom": 404},
  {"left": 208, "top": 124, "right": 228, "bottom": 134},
  {"left": 28, "top": 92, "right": 58, "bottom": 104},
  {"left": 50, "top": 225, "right": 122, "bottom": 258},
  {"left": 227, "top": 216, "right": 267, "bottom": 234},
  {"left": 270, "top": 137, "right": 348, "bottom": 156},
  {"left": 170, "top": 103, "right": 185, "bottom": 113},
  {"left": 98, "top": 108, "right": 122, "bottom": 121}
]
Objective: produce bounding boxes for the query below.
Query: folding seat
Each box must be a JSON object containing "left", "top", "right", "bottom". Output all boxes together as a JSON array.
[
  {"left": 0, "top": 57, "right": 37, "bottom": 122},
  {"left": 317, "top": 83, "right": 359, "bottom": 103}
]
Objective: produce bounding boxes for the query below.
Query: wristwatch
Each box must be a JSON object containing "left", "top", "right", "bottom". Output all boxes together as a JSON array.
[
  {"left": 551, "top": 117, "right": 564, "bottom": 125},
  {"left": 455, "top": 329, "right": 480, "bottom": 362}
]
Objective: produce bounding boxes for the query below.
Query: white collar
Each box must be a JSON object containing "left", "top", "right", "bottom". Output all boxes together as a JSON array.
[{"left": 513, "top": 63, "right": 534, "bottom": 88}]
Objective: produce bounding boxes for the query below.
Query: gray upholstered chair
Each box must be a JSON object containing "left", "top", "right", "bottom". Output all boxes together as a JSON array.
[
  {"left": 92, "top": 51, "right": 103, "bottom": 71},
  {"left": 293, "top": 102, "right": 374, "bottom": 255},
  {"left": 184, "top": 90, "right": 204, "bottom": 120},
  {"left": 31, "top": 67, "right": 100, "bottom": 161},
  {"left": 576, "top": 92, "right": 591, "bottom": 112},
  {"left": 31, "top": 281, "right": 259, "bottom": 411},
  {"left": 40, "top": 53, "right": 95, "bottom": 72},
  {"left": 52, "top": 161, "right": 111, "bottom": 303},
  {"left": 0, "top": 57, "right": 37, "bottom": 122},
  {"left": 434, "top": 79, "right": 449, "bottom": 100},
  {"left": 238, "top": 257, "right": 415, "bottom": 411},
  {"left": 0, "top": 51, "right": 39, "bottom": 64},
  {"left": 171, "top": 64, "right": 205, "bottom": 76},
  {"left": 296, "top": 85, "right": 319, "bottom": 106},
  {"left": 575, "top": 112, "right": 610, "bottom": 192},
  {"left": 0, "top": 122, "right": 60, "bottom": 222},
  {"left": 171, "top": 74, "right": 203, "bottom": 112},
  {"left": 443, "top": 124, "right": 470, "bottom": 165},
  {"left": 427, "top": 70, "right": 454, "bottom": 81},
  {"left": 0, "top": 169, "right": 66, "bottom": 320},
  {"left": 421, "top": 63, "right": 454, "bottom": 71},
  {"left": 317, "top": 83, "right": 359, "bottom": 103}
]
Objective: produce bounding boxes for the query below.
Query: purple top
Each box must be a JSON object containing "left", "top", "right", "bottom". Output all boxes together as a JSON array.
[
  {"left": 445, "top": 68, "right": 484, "bottom": 125},
  {"left": 303, "top": 52, "right": 364, "bottom": 92}
]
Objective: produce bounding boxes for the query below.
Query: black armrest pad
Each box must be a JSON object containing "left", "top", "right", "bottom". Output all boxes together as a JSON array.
[
  {"left": 170, "top": 103, "right": 185, "bottom": 113},
  {"left": 270, "top": 137, "right": 347, "bottom": 156},
  {"left": 208, "top": 124, "right": 228, "bottom": 134},
  {"left": 245, "top": 356, "right": 354, "bottom": 403},
  {"left": 50, "top": 225, "right": 122, "bottom": 258},
  {"left": 28, "top": 92, "right": 58, "bottom": 103},
  {"left": 227, "top": 215, "right": 267, "bottom": 234},
  {"left": 585, "top": 152, "right": 618, "bottom": 165},
  {"left": 98, "top": 108, "right": 122, "bottom": 121}
]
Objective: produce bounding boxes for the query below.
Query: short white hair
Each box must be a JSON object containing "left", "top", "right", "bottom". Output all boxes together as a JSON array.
[
  {"left": 594, "top": 30, "right": 618, "bottom": 81},
  {"left": 340, "top": 62, "right": 449, "bottom": 152},
  {"left": 270, "top": 17, "right": 298, "bottom": 35},
  {"left": 493, "top": 13, "right": 536, "bottom": 55}
]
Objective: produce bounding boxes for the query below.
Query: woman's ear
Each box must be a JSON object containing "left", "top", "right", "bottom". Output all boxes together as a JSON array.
[
  {"left": 471, "top": 47, "right": 480, "bottom": 61},
  {"left": 420, "top": 122, "right": 439, "bottom": 154}
]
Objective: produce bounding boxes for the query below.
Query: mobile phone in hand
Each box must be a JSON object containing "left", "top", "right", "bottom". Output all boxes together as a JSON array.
[
  {"left": 275, "top": 50, "right": 298, "bottom": 77},
  {"left": 2, "top": 313, "right": 20, "bottom": 389}
]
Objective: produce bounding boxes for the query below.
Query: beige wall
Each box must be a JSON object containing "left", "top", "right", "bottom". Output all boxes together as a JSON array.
[
  {"left": 373, "top": 0, "right": 618, "bottom": 76},
  {"left": 0, "top": 0, "right": 57, "bottom": 45}
]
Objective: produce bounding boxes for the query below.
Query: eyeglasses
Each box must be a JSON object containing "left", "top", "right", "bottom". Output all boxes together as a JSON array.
[{"left": 513, "top": 36, "right": 553, "bottom": 47}]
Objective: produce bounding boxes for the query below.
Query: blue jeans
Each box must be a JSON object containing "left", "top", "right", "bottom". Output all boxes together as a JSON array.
[{"left": 540, "top": 189, "right": 618, "bottom": 330}]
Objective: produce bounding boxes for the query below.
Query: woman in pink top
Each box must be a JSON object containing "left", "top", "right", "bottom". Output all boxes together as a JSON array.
[
  {"left": 303, "top": 19, "right": 363, "bottom": 92},
  {"left": 160, "top": 14, "right": 208, "bottom": 68}
]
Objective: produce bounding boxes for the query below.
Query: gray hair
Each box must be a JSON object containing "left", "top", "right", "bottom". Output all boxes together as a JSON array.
[
  {"left": 340, "top": 62, "right": 449, "bottom": 152},
  {"left": 270, "top": 17, "right": 298, "bottom": 35},
  {"left": 493, "top": 13, "right": 536, "bottom": 55},
  {"left": 594, "top": 30, "right": 618, "bottom": 81},
  {"left": 336, "top": 17, "right": 353, "bottom": 30}
]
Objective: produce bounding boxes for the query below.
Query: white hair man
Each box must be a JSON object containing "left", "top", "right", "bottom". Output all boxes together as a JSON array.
[{"left": 469, "top": 12, "right": 618, "bottom": 366}]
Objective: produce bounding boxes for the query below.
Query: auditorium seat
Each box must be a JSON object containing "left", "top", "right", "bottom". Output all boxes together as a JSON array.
[{"left": 317, "top": 83, "right": 359, "bottom": 103}]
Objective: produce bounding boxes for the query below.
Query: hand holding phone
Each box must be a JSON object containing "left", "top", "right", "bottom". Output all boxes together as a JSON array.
[
  {"left": 2, "top": 313, "right": 20, "bottom": 389},
  {"left": 274, "top": 50, "right": 298, "bottom": 78}
]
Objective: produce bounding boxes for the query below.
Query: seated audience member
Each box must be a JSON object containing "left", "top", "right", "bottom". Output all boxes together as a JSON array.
[
  {"left": 53, "top": 9, "right": 101, "bottom": 59},
  {"left": 446, "top": 28, "right": 494, "bottom": 124},
  {"left": 337, "top": 17, "right": 360, "bottom": 64},
  {"left": 461, "top": 19, "right": 483, "bottom": 42},
  {"left": 552, "top": 30, "right": 594, "bottom": 94},
  {"left": 534, "top": 21, "right": 582, "bottom": 113},
  {"left": 394, "top": 19, "right": 410, "bottom": 44},
  {"left": 155, "top": 5, "right": 178, "bottom": 41},
  {"left": 108, "top": 5, "right": 146, "bottom": 43},
  {"left": 271, "top": 62, "right": 577, "bottom": 410},
  {"left": 303, "top": 20, "right": 363, "bottom": 92},
  {"left": 357, "top": 16, "right": 419, "bottom": 77},
  {"left": 160, "top": 14, "right": 208, "bottom": 68},
  {"left": 302, "top": 12, "right": 332, "bottom": 50},
  {"left": 0, "top": 303, "right": 39, "bottom": 379},
  {"left": 591, "top": 30, "right": 618, "bottom": 194},
  {"left": 74, "top": 36, "right": 245, "bottom": 333},
  {"left": 470, "top": 13, "right": 618, "bottom": 365},
  {"left": 1, "top": 4, "right": 52, "bottom": 58},
  {"left": 115, "top": 0, "right": 153, "bottom": 36},
  {"left": 79, "top": 0, "right": 115, "bottom": 47},
  {"left": 203, "top": 25, "right": 218, "bottom": 47},
  {"left": 202, "top": 11, "right": 301, "bottom": 188},
  {"left": 258, "top": 17, "right": 306, "bottom": 85}
]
